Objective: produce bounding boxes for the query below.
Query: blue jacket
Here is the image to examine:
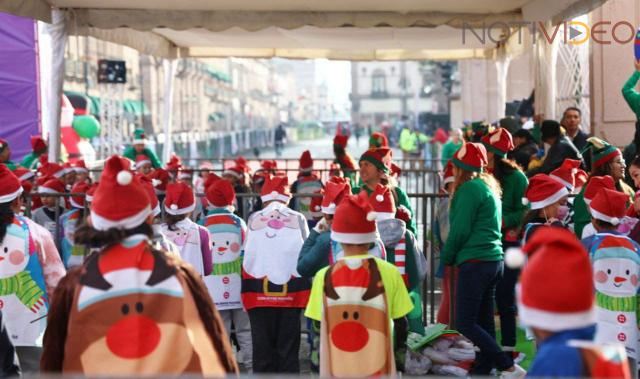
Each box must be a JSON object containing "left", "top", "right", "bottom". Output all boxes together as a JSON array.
[
  {"left": 529, "top": 325, "right": 596, "bottom": 377},
  {"left": 296, "top": 229, "right": 331, "bottom": 278}
]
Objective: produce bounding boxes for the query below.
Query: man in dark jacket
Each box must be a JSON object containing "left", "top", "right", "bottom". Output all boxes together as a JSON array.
[
  {"left": 0, "top": 312, "right": 20, "bottom": 377},
  {"left": 509, "top": 129, "right": 539, "bottom": 170},
  {"left": 526, "top": 120, "right": 583, "bottom": 177},
  {"left": 561, "top": 107, "right": 589, "bottom": 152}
]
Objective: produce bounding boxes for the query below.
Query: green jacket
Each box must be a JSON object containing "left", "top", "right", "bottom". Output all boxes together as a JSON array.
[
  {"left": 2, "top": 161, "right": 17, "bottom": 171},
  {"left": 20, "top": 153, "right": 41, "bottom": 170},
  {"left": 441, "top": 140, "right": 462, "bottom": 167},
  {"left": 501, "top": 170, "right": 529, "bottom": 230},
  {"left": 442, "top": 178, "right": 503, "bottom": 266},
  {"left": 296, "top": 229, "right": 332, "bottom": 278},
  {"left": 123, "top": 146, "right": 162, "bottom": 168},
  {"left": 353, "top": 185, "right": 417, "bottom": 234},
  {"left": 573, "top": 186, "right": 590, "bottom": 238},
  {"left": 622, "top": 71, "right": 640, "bottom": 119}
]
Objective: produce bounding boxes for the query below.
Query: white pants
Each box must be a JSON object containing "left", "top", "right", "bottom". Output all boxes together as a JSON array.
[{"left": 220, "top": 308, "right": 253, "bottom": 370}]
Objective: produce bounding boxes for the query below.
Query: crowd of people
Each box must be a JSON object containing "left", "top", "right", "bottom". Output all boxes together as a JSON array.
[{"left": 0, "top": 63, "right": 639, "bottom": 378}]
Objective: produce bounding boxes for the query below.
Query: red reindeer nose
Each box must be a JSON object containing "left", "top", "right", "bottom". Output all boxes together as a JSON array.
[
  {"left": 217, "top": 246, "right": 227, "bottom": 252},
  {"left": 267, "top": 219, "right": 285, "bottom": 229},
  {"left": 331, "top": 321, "right": 369, "bottom": 352},
  {"left": 106, "top": 315, "right": 161, "bottom": 359},
  {"left": 614, "top": 276, "right": 627, "bottom": 283}
]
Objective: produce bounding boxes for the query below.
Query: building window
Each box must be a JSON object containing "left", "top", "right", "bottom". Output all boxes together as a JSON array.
[{"left": 371, "top": 69, "right": 387, "bottom": 98}]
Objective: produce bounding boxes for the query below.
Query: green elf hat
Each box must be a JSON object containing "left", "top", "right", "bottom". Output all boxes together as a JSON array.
[
  {"left": 359, "top": 147, "right": 391, "bottom": 174},
  {"left": 133, "top": 128, "right": 147, "bottom": 145},
  {"left": 452, "top": 142, "right": 488, "bottom": 172},
  {"left": 588, "top": 137, "right": 621, "bottom": 169},
  {"left": 481, "top": 128, "right": 514, "bottom": 158},
  {"left": 369, "top": 132, "right": 389, "bottom": 148}
]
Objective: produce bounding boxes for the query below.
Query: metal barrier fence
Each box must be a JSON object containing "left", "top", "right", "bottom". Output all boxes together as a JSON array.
[{"left": 22, "top": 186, "right": 447, "bottom": 324}]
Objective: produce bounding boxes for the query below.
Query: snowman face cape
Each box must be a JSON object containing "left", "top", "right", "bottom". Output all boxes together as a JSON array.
[{"left": 62, "top": 237, "right": 225, "bottom": 375}]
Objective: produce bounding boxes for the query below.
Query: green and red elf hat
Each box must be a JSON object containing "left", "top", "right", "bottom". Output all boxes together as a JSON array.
[
  {"left": 369, "top": 132, "right": 389, "bottom": 148},
  {"left": 481, "top": 128, "right": 514, "bottom": 158},
  {"left": 452, "top": 142, "right": 488, "bottom": 173},
  {"left": 359, "top": 147, "right": 392, "bottom": 174},
  {"left": 587, "top": 137, "right": 621, "bottom": 169}
]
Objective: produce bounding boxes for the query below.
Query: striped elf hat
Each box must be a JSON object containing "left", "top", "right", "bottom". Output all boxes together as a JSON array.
[{"left": 452, "top": 142, "right": 487, "bottom": 173}]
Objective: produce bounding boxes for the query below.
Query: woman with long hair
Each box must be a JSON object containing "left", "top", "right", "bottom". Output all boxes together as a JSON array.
[
  {"left": 353, "top": 147, "right": 416, "bottom": 234},
  {"left": 482, "top": 128, "right": 529, "bottom": 363},
  {"left": 0, "top": 165, "right": 65, "bottom": 374},
  {"left": 41, "top": 155, "right": 237, "bottom": 375},
  {"left": 574, "top": 138, "right": 632, "bottom": 238},
  {"left": 441, "top": 142, "right": 525, "bottom": 377}
]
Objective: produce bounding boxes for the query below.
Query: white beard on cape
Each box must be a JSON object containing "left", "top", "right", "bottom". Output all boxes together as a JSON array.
[{"left": 243, "top": 225, "right": 303, "bottom": 285}]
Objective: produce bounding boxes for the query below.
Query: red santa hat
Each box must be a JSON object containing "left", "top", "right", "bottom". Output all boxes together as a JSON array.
[
  {"left": 85, "top": 182, "right": 99, "bottom": 203},
  {"left": 30, "top": 136, "right": 47, "bottom": 152},
  {"left": 148, "top": 168, "right": 169, "bottom": 194},
  {"left": 13, "top": 167, "right": 34, "bottom": 182},
  {"left": 523, "top": 174, "right": 569, "bottom": 210},
  {"left": 70, "top": 182, "right": 90, "bottom": 209},
  {"left": 442, "top": 160, "right": 455, "bottom": 186},
  {"left": 38, "top": 177, "right": 65, "bottom": 194},
  {"left": 223, "top": 165, "right": 244, "bottom": 179},
  {"left": 261, "top": 159, "right": 278, "bottom": 172},
  {"left": 549, "top": 159, "right": 581, "bottom": 191},
  {"left": 326, "top": 260, "right": 386, "bottom": 311},
  {"left": 73, "top": 159, "right": 88, "bottom": 173},
  {"left": 517, "top": 227, "right": 594, "bottom": 331},
  {"left": 204, "top": 172, "right": 221, "bottom": 189},
  {"left": 333, "top": 134, "right": 349, "bottom": 149},
  {"left": 481, "top": 128, "right": 514, "bottom": 158},
  {"left": 62, "top": 162, "right": 74, "bottom": 176},
  {"left": 178, "top": 168, "right": 193, "bottom": 181},
  {"left": 366, "top": 184, "right": 396, "bottom": 220},
  {"left": 0, "top": 165, "right": 23, "bottom": 203},
  {"left": 321, "top": 177, "right": 351, "bottom": 215},
  {"left": 309, "top": 191, "right": 323, "bottom": 218},
  {"left": 389, "top": 162, "right": 401, "bottom": 178},
  {"left": 164, "top": 182, "right": 195, "bottom": 215},
  {"left": 331, "top": 194, "right": 378, "bottom": 244},
  {"left": 165, "top": 154, "right": 182, "bottom": 172},
  {"left": 452, "top": 142, "right": 487, "bottom": 172},
  {"left": 260, "top": 175, "right": 290, "bottom": 203},
  {"left": 206, "top": 178, "right": 236, "bottom": 208},
  {"left": 574, "top": 169, "right": 588, "bottom": 190},
  {"left": 138, "top": 175, "right": 160, "bottom": 216},
  {"left": 583, "top": 175, "right": 616, "bottom": 207},
  {"left": 589, "top": 188, "right": 628, "bottom": 225},
  {"left": 299, "top": 150, "right": 314, "bottom": 173},
  {"left": 135, "top": 154, "right": 151, "bottom": 169},
  {"left": 90, "top": 155, "right": 151, "bottom": 231},
  {"left": 38, "top": 161, "right": 65, "bottom": 179},
  {"left": 21, "top": 181, "right": 33, "bottom": 195}
]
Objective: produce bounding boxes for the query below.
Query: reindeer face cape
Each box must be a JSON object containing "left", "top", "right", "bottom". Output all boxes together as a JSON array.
[
  {"left": 62, "top": 236, "right": 226, "bottom": 375},
  {"left": 320, "top": 257, "right": 395, "bottom": 377}
]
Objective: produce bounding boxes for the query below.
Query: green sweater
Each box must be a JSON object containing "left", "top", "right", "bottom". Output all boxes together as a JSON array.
[
  {"left": 501, "top": 170, "right": 529, "bottom": 230},
  {"left": 442, "top": 178, "right": 503, "bottom": 266},
  {"left": 123, "top": 146, "right": 162, "bottom": 168},
  {"left": 20, "top": 153, "right": 41, "bottom": 170},
  {"left": 353, "top": 184, "right": 417, "bottom": 234},
  {"left": 622, "top": 71, "right": 640, "bottom": 119}
]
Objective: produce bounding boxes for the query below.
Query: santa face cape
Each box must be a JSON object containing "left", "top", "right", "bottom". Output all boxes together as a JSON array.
[
  {"left": 242, "top": 201, "right": 310, "bottom": 309},
  {"left": 55, "top": 235, "right": 229, "bottom": 375},
  {"left": 320, "top": 257, "right": 395, "bottom": 377}
]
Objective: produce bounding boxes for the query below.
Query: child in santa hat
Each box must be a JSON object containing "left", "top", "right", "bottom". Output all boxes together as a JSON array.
[
  {"left": 578, "top": 176, "right": 617, "bottom": 239},
  {"left": 521, "top": 174, "right": 571, "bottom": 243},
  {"left": 222, "top": 161, "right": 252, "bottom": 219},
  {"left": 31, "top": 177, "right": 67, "bottom": 235},
  {"left": 0, "top": 165, "right": 65, "bottom": 373},
  {"left": 41, "top": 155, "right": 237, "bottom": 375},
  {"left": 135, "top": 154, "right": 153, "bottom": 176},
  {"left": 442, "top": 142, "right": 525, "bottom": 377},
  {"left": 159, "top": 182, "right": 212, "bottom": 277},
  {"left": 200, "top": 177, "right": 253, "bottom": 371},
  {"left": 297, "top": 177, "right": 352, "bottom": 278},
  {"left": 290, "top": 150, "right": 324, "bottom": 227},
  {"left": 305, "top": 194, "right": 413, "bottom": 377},
  {"left": 513, "top": 227, "right": 630, "bottom": 377},
  {"left": 242, "top": 174, "right": 309, "bottom": 373},
  {"left": 59, "top": 182, "right": 91, "bottom": 268},
  {"left": 122, "top": 129, "right": 162, "bottom": 169},
  {"left": 72, "top": 160, "right": 90, "bottom": 184},
  {"left": 20, "top": 136, "right": 47, "bottom": 170}
]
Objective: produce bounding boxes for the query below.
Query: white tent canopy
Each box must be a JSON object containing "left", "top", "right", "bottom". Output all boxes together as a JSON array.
[{"left": 1, "top": 0, "right": 609, "bottom": 60}]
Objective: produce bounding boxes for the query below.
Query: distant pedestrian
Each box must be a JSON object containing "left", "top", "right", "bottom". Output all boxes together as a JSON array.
[{"left": 274, "top": 124, "right": 287, "bottom": 157}]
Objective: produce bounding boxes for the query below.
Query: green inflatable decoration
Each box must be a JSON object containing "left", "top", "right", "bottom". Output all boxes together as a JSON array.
[{"left": 72, "top": 115, "right": 101, "bottom": 139}]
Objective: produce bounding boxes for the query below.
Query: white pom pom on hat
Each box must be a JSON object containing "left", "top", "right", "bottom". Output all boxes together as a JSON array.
[
  {"left": 366, "top": 211, "right": 377, "bottom": 221},
  {"left": 170, "top": 204, "right": 178, "bottom": 210},
  {"left": 522, "top": 198, "right": 530, "bottom": 206},
  {"left": 611, "top": 217, "right": 620, "bottom": 225},
  {"left": 116, "top": 170, "right": 133, "bottom": 186},
  {"left": 376, "top": 194, "right": 384, "bottom": 202},
  {"left": 505, "top": 247, "right": 526, "bottom": 268}
]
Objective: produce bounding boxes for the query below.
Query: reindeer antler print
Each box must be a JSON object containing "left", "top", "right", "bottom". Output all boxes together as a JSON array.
[
  {"left": 323, "top": 261, "right": 342, "bottom": 300},
  {"left": 362, "top": 258, "right": 384, "bottom": 301}
]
